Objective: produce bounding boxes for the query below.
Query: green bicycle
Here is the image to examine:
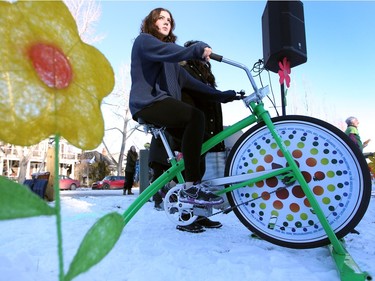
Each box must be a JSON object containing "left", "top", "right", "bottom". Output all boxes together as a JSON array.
[{"left": 123, "top": 53, "right": 372, "bottom": 280}]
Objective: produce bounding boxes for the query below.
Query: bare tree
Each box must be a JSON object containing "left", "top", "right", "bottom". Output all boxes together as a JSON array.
[
  {"left": 65, "top": 0, "right": 139, "bottom": 175},
  {"left": 64, "top": 0, "right": 104, "bottom": 44},
  {"left": 64, "top": 0, "right": 139, "bottom": 175},
  {"left": 102, "top": 64, "right": 140, "bottom": 175},
  {"left": 287, "top": 75, "right": 343, "bottom": 129}
]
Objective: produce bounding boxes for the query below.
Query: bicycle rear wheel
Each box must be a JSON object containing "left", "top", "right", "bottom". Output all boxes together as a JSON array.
[{"left": 225, "top": 115, "right": 371, "bottom": 249}]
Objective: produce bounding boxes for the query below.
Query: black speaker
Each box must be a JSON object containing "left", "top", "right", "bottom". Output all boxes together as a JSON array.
[{"left": 262, "top": 0, "right": 307, "bottom": 73}]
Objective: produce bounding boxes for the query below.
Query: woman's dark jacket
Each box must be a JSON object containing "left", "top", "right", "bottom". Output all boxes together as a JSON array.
[
  {"left": 125, "top": 150, "right": 138, "bottom": 173},
  {"left": 129, "top": 33, "right": 236, "bottom": 117}
]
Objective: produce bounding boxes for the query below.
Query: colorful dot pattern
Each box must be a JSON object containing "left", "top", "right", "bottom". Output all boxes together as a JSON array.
[{"left": 229, "top": 121, "right": 362, "bottom": 243}]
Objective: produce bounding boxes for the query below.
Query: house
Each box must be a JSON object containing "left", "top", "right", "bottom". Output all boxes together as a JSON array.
[{"left": 0, "top": 138, "right": 80, "bottom": 182}]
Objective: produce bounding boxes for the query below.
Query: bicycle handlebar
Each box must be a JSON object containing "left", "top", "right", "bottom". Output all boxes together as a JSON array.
[
  {"left": 209, "top": 53, "right": 223, "bottom": 62},
  {"left": 209, "top": 53, "right": 270, "bottom": 105}
]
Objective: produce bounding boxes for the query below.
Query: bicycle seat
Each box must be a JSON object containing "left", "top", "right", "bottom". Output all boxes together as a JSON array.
[
  {"left": 137, "top": 118, "right": 164, "bottom": 135},
  {"left": 136, "top": 117, "right": 147, "bottom": 124},
  {"left": 137, "top": 117, "right": 158, "bottom": 127}
]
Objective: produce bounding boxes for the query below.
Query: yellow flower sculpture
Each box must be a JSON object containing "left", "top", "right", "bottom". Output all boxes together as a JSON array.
[{"left": 0, "top": 0, "right": 114, "bottom": 150}]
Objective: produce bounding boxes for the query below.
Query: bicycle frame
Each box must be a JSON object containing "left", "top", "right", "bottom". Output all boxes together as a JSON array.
[{"left": 122, "top": 56, "right": 370, "bottom": 281}]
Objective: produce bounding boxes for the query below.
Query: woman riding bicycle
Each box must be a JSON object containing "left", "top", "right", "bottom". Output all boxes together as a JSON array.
[{"left": 129, "top": 7, "right": 239, "bottom": 205}]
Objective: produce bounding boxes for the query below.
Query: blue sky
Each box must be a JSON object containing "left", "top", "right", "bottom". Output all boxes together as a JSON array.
[{"left": 93, "top": 1, "right": 375, "bottom": 152}]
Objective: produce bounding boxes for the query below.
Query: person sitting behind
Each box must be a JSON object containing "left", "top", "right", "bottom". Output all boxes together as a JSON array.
[{"left": 148, "top": 40, "right": 226, "bottom": 233}]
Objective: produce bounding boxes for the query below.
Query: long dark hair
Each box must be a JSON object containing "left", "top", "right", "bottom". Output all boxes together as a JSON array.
[{"left": 140, "top": 8, "right": 177, "bottom": 43}]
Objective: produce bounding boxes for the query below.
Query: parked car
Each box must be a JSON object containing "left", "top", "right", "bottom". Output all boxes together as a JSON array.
[
  {"left": 92, "top": 175, "right": 125, "bottom": 190},
  {"left": 59, "top": 175, "right": 80, "bottom": 190}
]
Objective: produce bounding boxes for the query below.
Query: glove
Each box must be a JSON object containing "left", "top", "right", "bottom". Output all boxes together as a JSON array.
[{"left": 218, "top": 90, "right": 243, "bottom": 103}]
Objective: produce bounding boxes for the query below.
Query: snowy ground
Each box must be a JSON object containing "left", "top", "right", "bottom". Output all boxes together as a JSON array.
[{"left": 0, "top": 188, "right": 374, "bottom": 281}]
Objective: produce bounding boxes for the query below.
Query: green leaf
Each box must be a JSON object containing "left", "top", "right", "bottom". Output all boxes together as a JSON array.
[
  {"left": 64, "top": 212, "right": 125, "bottom": 281},
  {"left": 0, "top": 176, "right": 55, "bottom": 220}
]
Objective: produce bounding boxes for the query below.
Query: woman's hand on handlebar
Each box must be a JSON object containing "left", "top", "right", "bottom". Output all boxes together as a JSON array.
[
  {"left": 202, "top": 47, "right": 212, "bottom": 62},
  {"left": 219, "top": 90, "right": 245, "bottom": 103}
]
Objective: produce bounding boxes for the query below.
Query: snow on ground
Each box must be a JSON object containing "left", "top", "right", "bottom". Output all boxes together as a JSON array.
[{"left": 0, "top": 188, "right": 374, "bottom": 281}]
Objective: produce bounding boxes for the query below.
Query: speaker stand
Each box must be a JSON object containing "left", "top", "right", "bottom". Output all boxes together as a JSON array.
[{"left": 281, "top": 83, "right": 286, "bottom": 116}]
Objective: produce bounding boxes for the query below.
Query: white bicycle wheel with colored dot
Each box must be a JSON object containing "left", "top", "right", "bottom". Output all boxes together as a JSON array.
[{"left": 225, "top": 115, "right": 371, "bottom": 249}]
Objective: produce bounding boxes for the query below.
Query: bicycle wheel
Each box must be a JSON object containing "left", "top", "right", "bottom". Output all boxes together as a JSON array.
[{"left": 225, "top": 115, "right": 371, "bottom": 249}]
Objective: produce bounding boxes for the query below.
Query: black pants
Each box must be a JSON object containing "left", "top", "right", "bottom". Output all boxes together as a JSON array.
[
  {"left": 124, "top": 171, "right": 134, "bottom": 192},
  {"left": 136, "top": 98, "right": 205, "bottom": 182}
]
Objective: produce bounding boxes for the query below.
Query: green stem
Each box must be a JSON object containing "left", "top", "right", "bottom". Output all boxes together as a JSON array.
[{"left": 54, "top": 135, "right": 64, "bottom": 280}]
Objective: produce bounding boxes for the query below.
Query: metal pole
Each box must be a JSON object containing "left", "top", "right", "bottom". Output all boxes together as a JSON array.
[
  {"left": 281, "top": 83, "right": 286, "bottom": 116},
  {"left": 139, "top": 149, "right": 149, "bottom": 194}
]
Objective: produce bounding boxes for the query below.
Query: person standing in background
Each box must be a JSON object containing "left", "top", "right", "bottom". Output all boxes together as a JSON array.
[
  {"left": 345, "top": 116, "right": 371, "bottom": 152},
  {"left": 123, "top": 146, "right": 138, "bottom": 195}
]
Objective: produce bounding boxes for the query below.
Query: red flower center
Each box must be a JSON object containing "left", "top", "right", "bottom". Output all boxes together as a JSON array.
[{"left": 28, "top": 43, "right": 73, "bottom": 89}]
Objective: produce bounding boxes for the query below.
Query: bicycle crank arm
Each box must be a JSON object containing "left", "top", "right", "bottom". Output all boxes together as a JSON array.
[{"left": 201, "top": 167, "right": 287, "bottom": 186}]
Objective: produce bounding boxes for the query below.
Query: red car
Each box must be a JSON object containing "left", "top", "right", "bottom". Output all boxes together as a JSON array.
[
  {"left": 92, "top": 175, "right": 125, "bottom": 190},
  {"left": 59, "top": 175, "right": 80, "bottom": 190}
]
